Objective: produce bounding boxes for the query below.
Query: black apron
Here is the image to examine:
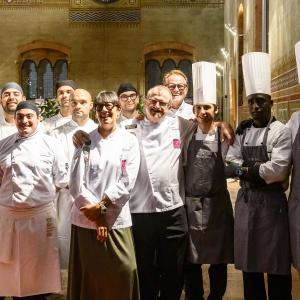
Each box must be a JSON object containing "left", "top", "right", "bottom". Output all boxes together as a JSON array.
[
  {"left": 234, "top": 120, "right": 291, "bottom": 275},
  {"left": 185, "top": 128, "right": 234, "bottom": 264},
  {"left": 288, "top": 124, "right": 300, "bottom": 273}
]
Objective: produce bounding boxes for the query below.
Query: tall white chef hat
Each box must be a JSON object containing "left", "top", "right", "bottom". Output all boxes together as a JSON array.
[
  {"left": 192, "top": 61, "right": 216, "bottom": 105},
  {"left": 242, "top": 52, "right": 271, "bottom": 97},
  {"left": 295, "top": 41, "right": 300, "bottom": 84}
]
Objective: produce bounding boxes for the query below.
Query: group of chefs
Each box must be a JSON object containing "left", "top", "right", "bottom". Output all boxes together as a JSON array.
[{"left": 0, "top": 42, "right": 300, "bottom": 300}]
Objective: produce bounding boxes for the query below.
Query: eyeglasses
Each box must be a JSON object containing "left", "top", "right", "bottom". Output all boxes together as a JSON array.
[
  {"left": 166, "top": 83, "right": 188, "bottom": 91},
  {"left": 147, "top": 98, "right": 169, "bottom": 107},
  {"left": 119, "top": 93, "right": 137, "bottom": 101},
  {"left": 95, "top": 102, "right": 116, "bottom": 111}
]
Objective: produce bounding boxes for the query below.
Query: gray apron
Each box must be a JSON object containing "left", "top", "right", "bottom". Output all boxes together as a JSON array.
[
  {"left": 234, "top": 119, "right": 291, "bottom": 275},
  {"left": 288, "top": 124, "right": 300, "bottom": 273},
  {"left": 185, "top": 128, "right": 234, "bottom": 264}
]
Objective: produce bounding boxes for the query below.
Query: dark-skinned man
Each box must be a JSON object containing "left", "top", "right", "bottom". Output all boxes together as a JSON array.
[{"left": 226, "top": 52, "right": 292, "bottom": 300}]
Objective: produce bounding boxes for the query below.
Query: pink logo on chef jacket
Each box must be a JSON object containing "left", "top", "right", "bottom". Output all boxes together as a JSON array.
[
  {"left": 173, "top": 139, "right": 181, "bottom": 149},
  {"left": 121, "top": 160, "right": 127, "bottom": 173}
]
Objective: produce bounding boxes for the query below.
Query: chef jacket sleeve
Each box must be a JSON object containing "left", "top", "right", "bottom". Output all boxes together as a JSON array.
[
  {"left": 69, "top": 148, "right": 99, "bottom": 207},
  {"left": 52, "top": 140, "right": 69, "bottom": 188},
  {"left": 286, "top": 111, "right": 300, "bottom": 143},
  {"left": 225, "top": 134, "right": 244, "bottom": 166},
  {"left": 259, "top": 126, "right": 292, "bottom": 184}
]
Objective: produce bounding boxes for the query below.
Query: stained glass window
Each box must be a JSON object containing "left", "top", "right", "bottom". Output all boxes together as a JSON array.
[
  {"left": 178, "top": 59, "right": 192, "bottom": 101},
  {"left": 145, "top": 58, "right": 192, "bottom": 99},
  {"left": 37, "top": 59, "right": 54, "bottom": 99},
  {"left": 145, "top": 59, "right": 161, "bottom": 92},
  {"left": 21, "top": 59, "right": 68, "bottom": 100},
  {"left": 54, "top": 60, "right": 68, "bottom": 84},
  {"left": 21, "top": 60, "right": 37, "bottom": 100}
]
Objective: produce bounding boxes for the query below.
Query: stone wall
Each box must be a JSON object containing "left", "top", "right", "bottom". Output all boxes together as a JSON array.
[
  {"left": 0, "top": 1, "right": 224, "bottom": 98},
  {"left": 224, "top": 0, "right": 300, "bottom": 124}
]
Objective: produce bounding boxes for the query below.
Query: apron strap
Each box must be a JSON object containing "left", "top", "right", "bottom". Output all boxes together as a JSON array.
[
  {"left": 262, "top": 116, "right": 274, "bottom": 146},
  {"left": 241, "top": 116, "right": 274, "bottom": 150},
  {"left": 217, "top": 127, "right": 222, "bottom": 158}
]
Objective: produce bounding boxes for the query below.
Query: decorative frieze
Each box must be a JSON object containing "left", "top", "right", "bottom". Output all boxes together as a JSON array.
[
  {"left": 0, "top": 0, "right": 68, "bottom": 5},
  {"left": 142, "top": 0, "right": 224, "bottom": 7},
  {"left": 70, "top": 0, "right": 140, "bottom": 9},
  {"left": 271, "top": 68, "right": 298, "bottom": 93},
  {"left": 69, "top": 9, "right": 140, "bottom": 22}
]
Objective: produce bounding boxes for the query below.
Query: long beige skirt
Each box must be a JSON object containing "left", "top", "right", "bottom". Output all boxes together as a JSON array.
[{"left": 67, "top": 225, "right": 140, "bottom": 300}]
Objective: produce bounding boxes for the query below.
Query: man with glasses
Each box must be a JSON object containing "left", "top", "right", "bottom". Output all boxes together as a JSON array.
[
  {"left": 72, "top": 85, "right": 195, "bottom": 299},
  {"left": 117, "top": 83, "right": 140, "bottom": 124},
  {"left": 51, "top": 89, "right": 97, "bottom": 296},
  {"left": 128, "top": 85, "right": 196, "bottom": 300},
  {"left": 163, "top": 69, "right": 194, "bottom": 120}
]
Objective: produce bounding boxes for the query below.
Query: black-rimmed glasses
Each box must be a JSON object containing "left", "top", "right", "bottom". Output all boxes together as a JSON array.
[
  {"left": 166, "top": 83, "right": 187, "bottom": 91},
  {"left": 119, "top": 93, "right": 137, "bottom": 101},
  {"left": 95, "top": 102, "right": 116, "bottom": 111}
]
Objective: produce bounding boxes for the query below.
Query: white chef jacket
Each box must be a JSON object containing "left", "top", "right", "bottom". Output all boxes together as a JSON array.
[
  {"left": 0, "top": 129, "right": 68, "bottom": 208},
  {"left": 171, "top": 101, "right": 194, "bottom": 120},
  {"left": 43, "top": 113, "right": 72, "bottom": 135},
  {"left": 52, "top": 118, "right": 97, "bottom": 164},
  {"left": 226, "top": 120, "right": 292, "bottom": 184},
  {"left": 129, "top": 115, "right": 195, "bottom": 213},
  {"left": 0, "top": 116, "right": 17, "bottom": 141},
  {"left": 117, "top": 114, "right": 133, "bottom": 125},
  {"left": 70, "top": 127, "right": 140, "bottom": 230},
  {"left": 286, "top": 111, "right": 300, "bottom": 143}
]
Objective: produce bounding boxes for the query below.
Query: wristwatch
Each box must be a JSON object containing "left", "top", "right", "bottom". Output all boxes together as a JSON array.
[
  {"left": 236, "top": 167, "right": 248, "bottom": 178},
  {"left": 98, "top": 201, "right": 107, "bottom": 215}
]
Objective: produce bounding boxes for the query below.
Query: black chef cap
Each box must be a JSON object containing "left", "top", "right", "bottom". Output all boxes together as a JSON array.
[
  {"left": 1, "top": 82, "right": 23, "bottom": 97},
  {"left": 117, "top": 83, "right": 137, "bottom": 97},
  {"left": 15, "top": 101, "right": 40, "bottom": 117},
  {"left": 56, "top": 80, "right": 78, "bottom": 91}
]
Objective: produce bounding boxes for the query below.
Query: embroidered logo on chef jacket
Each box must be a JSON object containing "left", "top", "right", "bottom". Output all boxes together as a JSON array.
[
  {"left": 121, "top": 159, "right": 127, "bottom": 172},
  {"left": 125, "top": 124, "right": 137, "bottom": 130},
  {"left": 173, "top": 138, "right": 181, "bottom": 149},
  {"left": 125, "top": 124, "right": 138, "bottom": 136},
  {"left": 46, "top": 217, "right": 55, "bottom": 237}
]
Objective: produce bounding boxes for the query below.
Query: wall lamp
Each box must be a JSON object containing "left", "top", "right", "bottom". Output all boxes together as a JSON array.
[
  {"left": 225, "top": 23, "right": 237, "bottom": 37},
  {"left": 221, "top": 48, "right": 229, "bottom": 59}
]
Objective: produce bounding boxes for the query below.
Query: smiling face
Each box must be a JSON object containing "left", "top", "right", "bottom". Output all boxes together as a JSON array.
[
  {"left": 57, "top": 85, "right": 75, "bottom": 109},
  {"left": 95, "top": 102, "right": 120, "bottom": 130},
  {"left": 15, "top": 108, "right": 39, "bottom": 137},
  {"left": 164, "top": 72, "right": 188, "bottom": 109},
  {"left": 145, "top": 86, "right": 171, "bottom": 123},
  {"left": 118, "top": 91, "right": 139, "bottom": 114},
  {"left": 1, "top": 88, "right": 25, "bottom": 115},
  {"left": 193, "top": 103, "right": 218, "bottom": 126}
]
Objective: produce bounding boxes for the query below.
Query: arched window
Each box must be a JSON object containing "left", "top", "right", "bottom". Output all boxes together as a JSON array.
[
  {"left": 17, "top": 41, "right": 71, "bottom": 100},
  {"left": 145, "top": 60, "right": 161, "bottom": 91},
  {"left": 178, "top": 59, "right": 193, "bottom": 99},
  {"left": 143, "top": 42, "right": 194, "bottom": 101},
  {"left": 21, "top": 60, "right": 37, "bottom": 100},
  {"left": 161, "top": 59, "right": 177, "bottom": 76},
  {"left": 54, "top": 60, "right": 68, "bottom": 83},
  {"left": 38, "top": 59, "right": 54, "bottom": 99}
]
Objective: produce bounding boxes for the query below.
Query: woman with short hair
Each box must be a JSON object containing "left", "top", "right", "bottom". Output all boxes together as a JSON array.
[{"left": 67, "top": 91, "right": 140, "bottom": 300}]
